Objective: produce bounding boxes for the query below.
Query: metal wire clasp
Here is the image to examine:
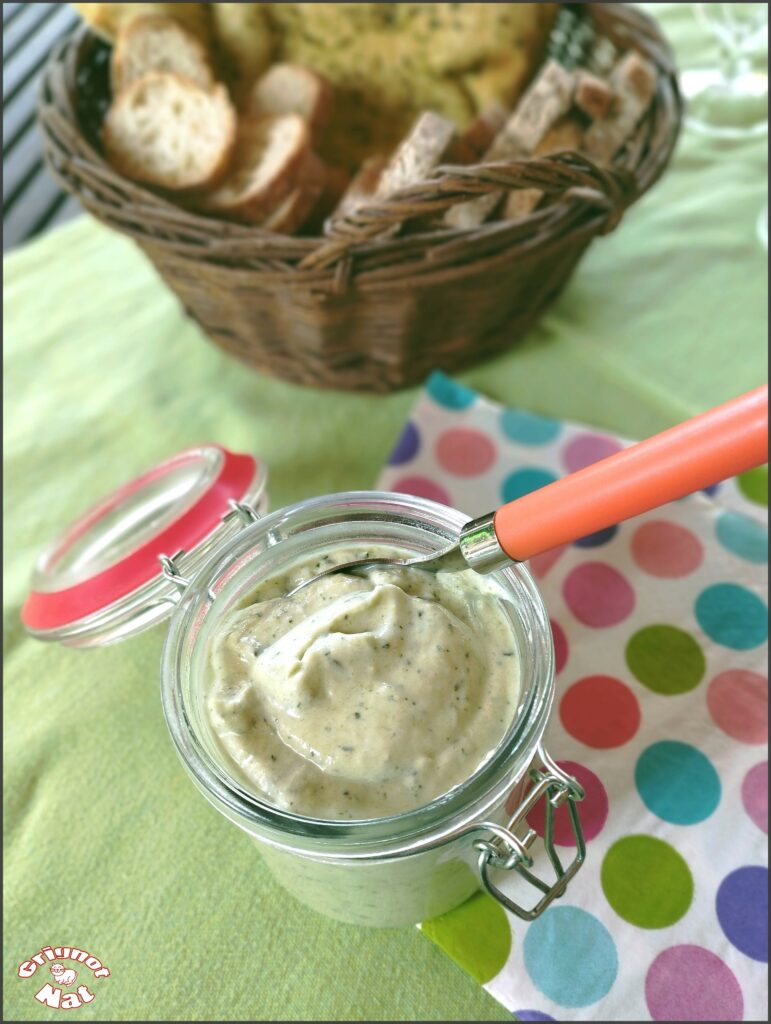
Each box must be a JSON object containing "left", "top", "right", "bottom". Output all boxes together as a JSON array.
[
  {"left": 471, "top": 756, "right": 586, "bottom": 921},
  {"left": 159, "top": 551, "right": 191, "bottom": 591}
]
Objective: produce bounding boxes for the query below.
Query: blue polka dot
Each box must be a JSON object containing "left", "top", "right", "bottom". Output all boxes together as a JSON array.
[
  {"left": 635, "top": 741, "right": 721, "bottom": 824},
  {"left": 703, "top": 483, "right": 721, "bottom": 497},
  {"left": 523, "top": 906, "right": 618, "bottom": 1008},
  {"left": 717, "top": 866, "right": 768, "bottom": 962},
  {"left": 502, "top": 467, "right": 558, "bottom": 503},
  {"left": 514, "top": 1013, "right": 555, "bottom": 1022},
  {"left": 695, "top": 583, "right": 768, "bottom": 650},
  {"left": 426, "top": 371, "right": 476, "bottom": 410},
  {"left": 388, "top": 421, "right": 421, "bottom": 465},
  {"left": 500, "top": 408, "right": 562, "bottom": 445},
  {"left": 574, "top": 525, "right": 618, "bottom": 548},
  {"left": 716, "top": 511, "right": 768, "bottom": 564}
]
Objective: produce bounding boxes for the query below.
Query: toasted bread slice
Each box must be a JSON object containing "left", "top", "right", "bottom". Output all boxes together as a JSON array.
[
  {"left": 103, "top": 72, "right": 236, "bottom": 191},
  {"left": 246, "top": 63, "right": 333, "bottom": 143},
  {"left": 111, "top": 14, "right": 215, "bottom": 94},
  {"left": 201, "top": 114, "right": 312, "bottom": 220},
  {"left": 329, "top": 155, "right": 386, "bottom": 224},
  {"left": 376, "top": 111, "right": 457, "bottom": 198}
]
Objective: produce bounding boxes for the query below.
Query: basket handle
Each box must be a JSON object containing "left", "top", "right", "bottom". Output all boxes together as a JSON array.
[{"left": 301, "top": 150, "right": 637, "bottom": 271}]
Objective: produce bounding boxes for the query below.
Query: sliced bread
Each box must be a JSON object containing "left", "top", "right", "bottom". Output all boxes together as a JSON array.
[
  {"left": 103, "top": 72, "right": 236, "bottom": 191},
  {"left": 376, "top": 111, "right": 457, "bottom": 198},
  {"left": 111, "top": 14, "right": 215, "bottom": 94},
  {"left": 330, "top": 155, "right": 386, "bottom": 223},
  {"left": 246, "top": 63, "right": 333, "bottom": 142},
  {"left": 201, "top": 114, "right": 312, "bottom": 220}
]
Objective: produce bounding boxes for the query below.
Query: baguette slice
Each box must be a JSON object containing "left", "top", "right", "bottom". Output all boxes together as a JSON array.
[
  {"left": 201, "top": 114, "right": 312, "bottom": 220},
  {"left": 111, "top": 14, "right": 215, "bottom": 94},
  {"left": 246, "top": 63, "right": 333, "bottom": 142},
  {"left": 451, "top": 103, "right": 510, "bottom": 164},
  {"left": 376, "top": 111, "right": 457, "bottom": 198},
  {"left": 103, "top": 72, "right": 236, "bottom": 191},
  {"left": 330, "top": 155, "right": 386, "bottom": 222}
]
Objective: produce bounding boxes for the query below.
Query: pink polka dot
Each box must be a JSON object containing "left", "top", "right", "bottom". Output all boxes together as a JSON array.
[
  {"left": 435, "top": 428, "right": 496, "bottom": 477},
  {"left": 562, "top": 433, "right": 623, "bottom": 473},
  {"left": 550, "top": 619, "right": 568, "bottom": 674},
  {"left": 632, "top": 520, "right": 704, "bottom": 578},
  {"left": 563, "top": 562, "right": 636, "bottom": 628},
  {"left": 707, "top": 669, "right": 767, "bottom": 744},
  {"left": 529, "top": 544, "right": 568, "bottom": 579},
  {"left": 390, "top": 475, "right": 452, "bottom": 506},
  {"left": 645, "top": 945, "right": 743, "bottom": 1021},
  {"left": 742, "top": 762, "right": 768, "bottom": 833},
  {"left": 528, "top": 760, "right": 608, "bottom": 845},
  {"left": 560, "top": 674, "right": 641, "bottom": 748}
]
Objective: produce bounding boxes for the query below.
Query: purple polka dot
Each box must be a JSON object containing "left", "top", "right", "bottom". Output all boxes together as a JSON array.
[
  {"left": 574, "top": 524, "right": 618, "bottom": 548},
  {"left": 388, "top": 421, "right": 421, "bottom": 465},
  {"left": 742, "top": 761, "right": 768, "bottom": 833},
  {"left": 528, "top": 760, "right": 608, "bottom": 846},
  {"left": 716, "top": 866, "right": 768, "bottom": 962},
  {"left": 390, "top": 475, "right": 452, "bottom": 507},
  {"left": 645, "top": 945, "right": 743, "bottom": 1021},
  {"left": 563, "top": 562, "right": 636, "bottom": 628},
  {"left": 562, "top": 433, "right": 623, "bottom": 473},
  {"left": 514, "top": 1013, "right": 556, "bottom": 1022}
]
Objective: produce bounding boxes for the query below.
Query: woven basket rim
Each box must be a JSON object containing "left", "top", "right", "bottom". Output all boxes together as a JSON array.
[{"left": 37, "top": 2, "right": 682, "bottom": 288}]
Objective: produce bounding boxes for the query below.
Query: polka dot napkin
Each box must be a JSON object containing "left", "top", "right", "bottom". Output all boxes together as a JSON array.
[{"left": 377, "top": 372, "right": 768, "bottom": 1023}]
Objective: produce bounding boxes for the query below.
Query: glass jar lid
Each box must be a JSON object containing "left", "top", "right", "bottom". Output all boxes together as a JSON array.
[{"left": 22, "top": 444, "right": 267, "bottom": 647}]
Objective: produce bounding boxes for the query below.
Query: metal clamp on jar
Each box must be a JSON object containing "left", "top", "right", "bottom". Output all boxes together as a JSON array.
[{"left": 22, "top": 444, "right": 586, "bottom": 928}]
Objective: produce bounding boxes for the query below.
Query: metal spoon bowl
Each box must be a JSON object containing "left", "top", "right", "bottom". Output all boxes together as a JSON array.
[{"left": 287, "top": 513, "right": 505, "bottom": 597}]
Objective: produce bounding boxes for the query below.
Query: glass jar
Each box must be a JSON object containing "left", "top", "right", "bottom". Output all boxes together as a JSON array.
[
  {"left": 161, "top": 491, "right": 585, "bottom": 927},
  {"left": 23, "top": 446, "right": 585, "bottom": 928}
]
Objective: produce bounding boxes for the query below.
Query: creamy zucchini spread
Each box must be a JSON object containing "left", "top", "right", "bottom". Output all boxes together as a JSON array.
[{"left": 206, "top": 547, "right": 520, "bottom": 820}]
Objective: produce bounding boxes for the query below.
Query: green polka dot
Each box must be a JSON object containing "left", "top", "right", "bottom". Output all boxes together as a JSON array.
[
  {"left": 625, "top": 625, "right": 706, "bottom": 695},
  {"left": 422, "top": 891, "right": 511, "bottom": 984},
  {"left": 601, "top": 835, "right": 694, "bottom": 928},
  {"left": 737, "top": 466, "right": 768, "bottom": 507}
]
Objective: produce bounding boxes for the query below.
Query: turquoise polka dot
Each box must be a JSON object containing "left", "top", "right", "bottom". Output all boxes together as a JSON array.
[
  {"left": 523, "top": 906, "right": 618, "bottom": 1008},
  {"left": 695, "top": 583, "right": 768, "bottom": 650},
  {"left": 716, "top": 511, "right": 768, "bottom": 564},
  {"left": 500, "top": 409, "right": 562, "bottom": 445},
  {"left": 635, "top": 741, "right": 721, "bottom": 824},
  {"left": 502, "top": 467, "right": 558, "bottom": 503},
  {"left": 426, "top": 372, "right": 476, "bottom": 410}
]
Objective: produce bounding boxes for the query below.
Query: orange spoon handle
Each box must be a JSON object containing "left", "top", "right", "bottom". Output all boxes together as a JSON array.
[{"left": 494, "top": 385, "right": 769, "bottom": 562}]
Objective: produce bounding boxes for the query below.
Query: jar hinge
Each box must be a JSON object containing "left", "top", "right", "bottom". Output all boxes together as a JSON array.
[
  {"left": 158, "top": 500, "right": 262, "bottom": 600},
  {"left": 467, "top": 760, "right": 586, "bottom": 921}
]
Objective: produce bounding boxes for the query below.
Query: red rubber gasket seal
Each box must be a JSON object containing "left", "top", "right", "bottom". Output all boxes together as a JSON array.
[{"left": 22, "top": 446, "right": 257, "bottom": 631}]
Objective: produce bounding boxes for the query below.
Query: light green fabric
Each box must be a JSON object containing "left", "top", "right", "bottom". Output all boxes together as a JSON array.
[{"left": 4, "top": 5, "right": 767, "bottom": 1020}]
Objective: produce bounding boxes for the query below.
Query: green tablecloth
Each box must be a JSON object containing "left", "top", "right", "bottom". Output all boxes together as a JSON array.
[{"left": 4, "top": 5, "right": 767, "bottom": 1020}]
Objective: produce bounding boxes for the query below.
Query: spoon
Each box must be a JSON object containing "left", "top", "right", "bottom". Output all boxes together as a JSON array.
[{"left": 289, "top": 385, "right": 768, "bottom": 595}]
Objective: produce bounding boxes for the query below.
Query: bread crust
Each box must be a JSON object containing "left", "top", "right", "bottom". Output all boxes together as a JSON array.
[
  {"left": 202, "top": 114, "right": 313, "bottom": 220},
  {"left": 246, "top": 63, "right": 334, "bottom": 143}
]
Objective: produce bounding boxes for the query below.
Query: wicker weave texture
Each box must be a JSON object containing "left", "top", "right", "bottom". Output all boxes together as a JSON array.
[{"left": 38, "top": 4, "right": 682, "bottom": 392}]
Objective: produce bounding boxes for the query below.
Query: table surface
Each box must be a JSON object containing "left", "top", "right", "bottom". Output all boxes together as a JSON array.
[{"left": 4, "top": 5, "right": 768, "bottom": 1021}]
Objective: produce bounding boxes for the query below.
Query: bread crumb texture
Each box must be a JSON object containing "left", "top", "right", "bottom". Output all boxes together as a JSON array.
[{"left": 78, "top": 3, "right": 557, "bottom": 170}]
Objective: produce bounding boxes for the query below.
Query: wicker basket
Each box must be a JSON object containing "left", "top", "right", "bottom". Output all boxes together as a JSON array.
[{"left": 38, "top": 4, "right": 681, "bottom": 394}]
